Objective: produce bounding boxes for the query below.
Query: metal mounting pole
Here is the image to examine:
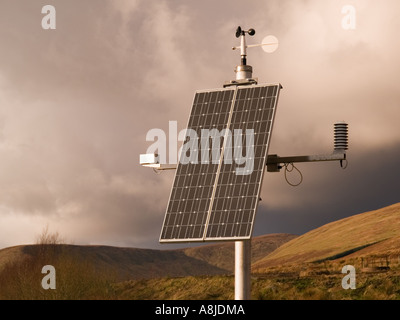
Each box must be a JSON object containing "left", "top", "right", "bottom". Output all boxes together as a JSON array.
[
  {"left": 235, "top": 239, "right": 251, "bottom": 300},
  {"left": 233, "top": 28, "right": 254, "bottom": 301}
]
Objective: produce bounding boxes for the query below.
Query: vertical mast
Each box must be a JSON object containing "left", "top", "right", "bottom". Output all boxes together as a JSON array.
[{"left": 232, "top": 26, "right": 256, "bottom": 301}]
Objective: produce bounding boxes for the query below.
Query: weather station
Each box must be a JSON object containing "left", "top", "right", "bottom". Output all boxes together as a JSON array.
[{"left": 140, "top": 26, "right": 348, "bottom": 300}]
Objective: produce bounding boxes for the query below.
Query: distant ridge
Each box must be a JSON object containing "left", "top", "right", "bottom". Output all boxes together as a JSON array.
[
  {"left": 0, "top": 233, "right": 296, "bottom": 281},
  {"left": 253, "top": 202, "right": 400, "bottom": 272}
]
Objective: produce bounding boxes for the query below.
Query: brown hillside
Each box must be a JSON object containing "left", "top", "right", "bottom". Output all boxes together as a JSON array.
[
  {"left": 345, "top": 234, "right": 400, "bottom": 259},
  {"left": 0, "top": 245, "right": 31, "bottom": 272},
  {"left": 0, "top": 233, "right": 296, "bottom": 281},
  {"left": 253, "top": 202, "right": 400, "bottom": 272},
  {"left": 0, "top": 244, "right": 228, "bottom": 281}
]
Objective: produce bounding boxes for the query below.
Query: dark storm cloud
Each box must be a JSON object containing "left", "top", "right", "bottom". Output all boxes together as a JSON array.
[
  {"left": 0, "top": 0, "right": 398, "bottom": 249},
  {"left": 255, "top": 142, "right": 400, "bottom": 236}
]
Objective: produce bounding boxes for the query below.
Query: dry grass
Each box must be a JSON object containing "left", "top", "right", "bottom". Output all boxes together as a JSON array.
[
  {"left": 112, "top": 267, "right": 400, "bottom": 300},
  {"left": 0, "top": 228, "right": 117, "bottom": 300},
  {"left": 1, "top": 244, "right": 400, "bottom": 300},
  {"left": 115, "top": 275, "right": 235, "bottom": 300}
]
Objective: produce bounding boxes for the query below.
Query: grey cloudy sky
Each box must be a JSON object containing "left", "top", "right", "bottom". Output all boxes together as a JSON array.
[{"left": 0, "top": 0, "right": 399, "bottom": 249}]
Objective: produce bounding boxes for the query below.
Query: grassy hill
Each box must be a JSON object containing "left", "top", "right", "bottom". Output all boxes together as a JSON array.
[
  {"left": 1, "top": 202, "right": 400, "bottom": 299},
  {"left": 0, "top": 233, "right": 295, "bottom": 299},
  {"left": 0, "top": 244, "right": 228, "bottom": 282},
  {"left": 0, "top": 233, "right": 296, "bottom": 282},
  {"left": 118, "top": 202, "right": 400, "bottom": 300},
  {"left": 253, "top": 203, "right": 400, "bottom": 272}
]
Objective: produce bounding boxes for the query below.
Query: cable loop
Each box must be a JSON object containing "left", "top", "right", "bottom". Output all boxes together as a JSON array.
[
  {"left": 340, "top": 159, "right": 348, "bottom": 170},
  {"left": 284, "top": 162, "right": 303, "bottom": 187}
]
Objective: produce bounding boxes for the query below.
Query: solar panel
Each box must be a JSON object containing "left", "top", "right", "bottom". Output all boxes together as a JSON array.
[
  {"left": 160, "top": 84, "right": 281, "bottom": 243},
  {"left": 205, "top": 85, "right": 281, "bottom": 240},
  {"left": 160, "top": 88, "right": 236, "bottom": 242}
]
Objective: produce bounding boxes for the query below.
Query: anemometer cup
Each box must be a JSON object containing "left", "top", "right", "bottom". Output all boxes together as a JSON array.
[{"left": 235, "top": 26, "right": 256, "bottom": 38}]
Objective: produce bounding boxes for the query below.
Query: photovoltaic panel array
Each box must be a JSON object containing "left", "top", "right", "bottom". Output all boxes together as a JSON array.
[{"left": 160, "top": 84, "right": 281, "bottom": 243}]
